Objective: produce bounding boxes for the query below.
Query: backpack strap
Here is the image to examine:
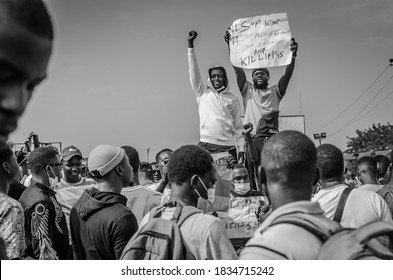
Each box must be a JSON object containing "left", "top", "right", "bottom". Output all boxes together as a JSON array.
[
  {"left": 333, "top": 187, "right": 353, "bottom": 223},
  {"left": 149, "top": 201, "right": 180, "bottom": 220},
  {"left": 355, "top": 221, "right": 393, "bottom": 244},
  {"left": 150, "top": 201, "right": 201, "bottom": 226},
  {"left": 177, "top": 206, "right": 202, "bottom": 226},
  {"left": 271, "top": 214, "right": 331, "bottom": 242}
]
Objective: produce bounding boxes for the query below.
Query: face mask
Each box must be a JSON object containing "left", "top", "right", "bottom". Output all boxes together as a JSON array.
[
  {"left": 46, "top": 166, "right": 60, "bottom": 189},
  {"left": 196, "top": 177, "right": 215, "bottom": 203},
  {"left": 233, "top": 182, "right": 250, "bottom": 195},
  {"left": 194, "top": 176, "right": 215, "bottom": 212},
  {"left": 48, "top": 177, "right": 59, "bottom": 189}
]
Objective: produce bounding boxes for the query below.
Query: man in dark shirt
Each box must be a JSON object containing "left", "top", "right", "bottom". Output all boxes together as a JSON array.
[
  {"left": 19, "top": 146, "right": 69, "bottom": 260},
  {"left": 70, "top": 144, "right": 138, "bottom": 259}
]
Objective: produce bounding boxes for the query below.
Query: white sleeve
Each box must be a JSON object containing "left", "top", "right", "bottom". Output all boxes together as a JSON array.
[{"left": 188, "top": 48, "right": 205, "bottom": 98}]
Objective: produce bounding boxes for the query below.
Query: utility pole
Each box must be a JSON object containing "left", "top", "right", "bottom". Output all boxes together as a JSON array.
[{"left": 147, "top": 147, "right": 150, "bottom": 162}]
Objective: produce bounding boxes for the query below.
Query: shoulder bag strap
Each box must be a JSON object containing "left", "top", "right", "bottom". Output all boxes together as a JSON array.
[{"left": 333, "top": 187, "right": 353, "bottom": 223}]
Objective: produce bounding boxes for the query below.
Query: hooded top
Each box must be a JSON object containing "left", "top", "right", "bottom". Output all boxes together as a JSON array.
[
  {"left": 70, "top": 188, "right": 138, "bottom": 260},
  {"left": 188, "top": 48, "right": 244, "bottom": 152}
]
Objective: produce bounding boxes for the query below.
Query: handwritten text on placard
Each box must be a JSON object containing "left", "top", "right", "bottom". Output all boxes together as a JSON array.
[{"left": 229, "top": 13, "right": 292, "bottom": 69}]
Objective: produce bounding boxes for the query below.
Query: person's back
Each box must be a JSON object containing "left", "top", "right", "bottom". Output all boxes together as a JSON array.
[
  {"left": 312, "top": 144, "right": 392, "bottom": 228},
  {"left": 70, "top": 145, "right": 138, "bottom": 260},
  {"left": 240, "top": 131, "right": 340, "bottom": 260},
  {"left": 129, "top": 145, "right": 238, "bottom": 260},
  {"left": 71, "top": 187, "right": 137, "bottom": 259},
  {"left": 121, "top": 185, "right": 162, "bottom": 224},
  {"left": 138, "top": 204, "right": 238, "bottom": 260},
  {"left": 120, "top": 146, "right": 163, "bottom": 224},
  {"left": 313, "top": 184, "right": 392, "bottom": 227}
]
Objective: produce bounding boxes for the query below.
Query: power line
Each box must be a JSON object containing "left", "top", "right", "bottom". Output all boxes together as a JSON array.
[
  {"left": 328, "top": 75, "right": 393, "bottom": 138},
  {"left": 351, "top": 89, "right": 393, "bottom": 125},
  {"left": 316, "top": 65, "right": 390, "bottom": 131}
]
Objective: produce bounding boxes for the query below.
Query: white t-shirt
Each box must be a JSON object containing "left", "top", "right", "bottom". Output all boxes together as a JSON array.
[
  {"left": 242, "top": 82, "right": 282, "bottom": 135},
  {"left": 357, "top": 183, "right": 383, "bottom": 193},
  {"left": 139, "top": 205, "right": 238, "bottom": 260},
  {"left": 312, "top": 184, "right": 393, "bottom": 228},
  {"left": 54, "top": 177, "right": 97, "bottom": 242}
]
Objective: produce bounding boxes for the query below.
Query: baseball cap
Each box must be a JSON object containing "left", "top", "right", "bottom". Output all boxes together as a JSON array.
[{"left": 62, "top": 145, "right": 83, "bottom": 162}]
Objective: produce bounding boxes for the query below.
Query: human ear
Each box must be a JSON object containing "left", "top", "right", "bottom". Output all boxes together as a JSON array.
[{"left": 2, "top": 162, "right": 11, "bottom": 175}]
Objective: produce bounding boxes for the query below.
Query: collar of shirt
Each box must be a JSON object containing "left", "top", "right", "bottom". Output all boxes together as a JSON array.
[{"left": 30, "top": 179, "right": 56, "bottom": 195}]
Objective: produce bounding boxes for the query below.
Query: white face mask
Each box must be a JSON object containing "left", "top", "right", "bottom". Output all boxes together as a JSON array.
[
  {"left": 233, "top": 182, "right": 251, "bottom": 195},
  {"left": 46, "top": 166, "right": 60, "bottom": 189},
  {"left": 195, "top": 177, "right": 215, "bottom": 203},
  {"left": 194, "top": 176, "right": 215, "bottom": 212}
]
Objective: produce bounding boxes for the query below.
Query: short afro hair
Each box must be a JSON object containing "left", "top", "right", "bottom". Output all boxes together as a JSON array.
[
  {"left": 121, "top": 146, "right": 140, "bottom": 172},
  {"left": 357, "top": 156, "right": 377, "bottom": 170},
  {"left": 28, "top": 146, "right": 59, "bottom": 173},
  {"left": 0, "top": 0, "right": 54, "bottom": 39},
  {"left": 0, "top": 140, "right": 13, "bottom": 164},
  {"left": 168, "top": 145, "right": 213, "bottom": 185},
  {"left": 317, "top": 144, "right": 344, "bottom": 180},
  {"left": 261, "top": 130, "right": 317, "bottom": 185}
]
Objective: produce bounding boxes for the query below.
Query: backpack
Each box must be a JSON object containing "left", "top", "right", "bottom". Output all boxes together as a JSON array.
[
  {"left": 269, "top": 213, "right": 393, "bottom": 260},
  {"left": 120, "top": 201, "right": 201, "bottom": 260}
]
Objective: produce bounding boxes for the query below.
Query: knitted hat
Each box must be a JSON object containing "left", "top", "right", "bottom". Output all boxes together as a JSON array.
[
  {"left": 88, "top": 145, "right": 125, "bottom": 176},
  {"left": 252, "top": 68, "right": 270, "bottom": 77}
]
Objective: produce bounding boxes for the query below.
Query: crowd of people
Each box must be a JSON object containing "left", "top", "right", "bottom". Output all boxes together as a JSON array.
[{"left": 1, "top": 0, "right": 392, "bottom": 261}]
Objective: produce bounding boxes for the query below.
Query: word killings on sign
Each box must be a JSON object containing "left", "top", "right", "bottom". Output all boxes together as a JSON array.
[{"left": 229, "top": 13, "right": 292, "bottom": 69}]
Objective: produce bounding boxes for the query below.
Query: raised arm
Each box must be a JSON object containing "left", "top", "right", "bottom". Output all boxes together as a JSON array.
[
  {"left": 224, "top": 30, "right": 247, "bottom": 94},
  {"left": 278, "top": 38, "right": 298, "bottom": 97},
  {"left": 188, "top": 31, "right": 204, "bottom": 97}
]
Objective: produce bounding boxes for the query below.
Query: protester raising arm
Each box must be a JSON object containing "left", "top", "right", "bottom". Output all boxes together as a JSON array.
[
  {"left": 224, "top": 30, "right": 247, "bottom": 94},
  {"left": 278, "top": 38, "right": 298, "bottom": 97},
  {"left": 188, "top": 31, "right": 205, "bottom": 97}
]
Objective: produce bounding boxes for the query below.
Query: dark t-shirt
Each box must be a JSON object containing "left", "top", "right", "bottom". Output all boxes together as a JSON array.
[{"left": 8, "top": 182, "right": 26, "bottom": 201}]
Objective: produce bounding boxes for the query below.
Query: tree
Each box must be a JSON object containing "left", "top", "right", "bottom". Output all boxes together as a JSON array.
[{"left": 345, "top": 122, "right": 393, "bottom": 153}]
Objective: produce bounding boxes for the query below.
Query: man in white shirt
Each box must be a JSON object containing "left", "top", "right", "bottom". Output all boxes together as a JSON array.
[
  {"left": 188, "top": 31, "right": 245, "bottom": 164},
  {"left": 55, "top": 145, "right": 97, "bottom": 255},
  {"left": 356, "top": 156, "right": 383, "bottom": 192},
  {"left": 312, "top": 144, "right": 392, "bottom": 228}
]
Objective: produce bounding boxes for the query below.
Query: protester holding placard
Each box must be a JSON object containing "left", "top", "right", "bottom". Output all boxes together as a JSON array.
[
  {"left": 215, "top": 164, "right": 270, "bottom": 254},
  {"left": 224, "top": 28, "right": 298, "bottom": 189},
  {"left": 188, "top": 31, "right": 245, "bottom": 164}
]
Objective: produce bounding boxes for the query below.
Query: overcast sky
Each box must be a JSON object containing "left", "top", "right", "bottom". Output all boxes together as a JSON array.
[{"left": 10, "top": 0, "right": 393, "bottom": 161}]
